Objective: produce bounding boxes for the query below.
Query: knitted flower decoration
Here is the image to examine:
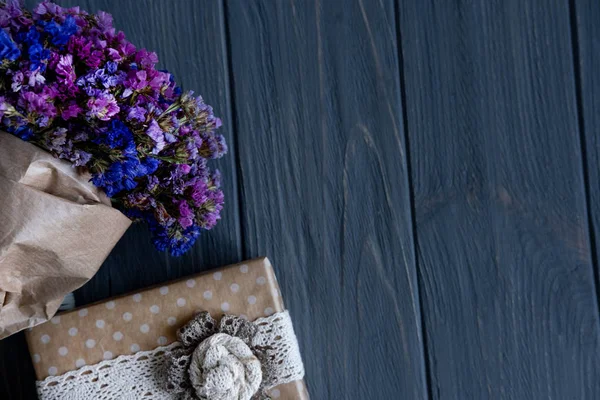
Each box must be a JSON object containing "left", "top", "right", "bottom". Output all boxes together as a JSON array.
[
  {"left": 166, "top": 310, "right": 305, "bottom": 400},
  {"left": 166, "top": 312, "right": 266, "bottom": 400}
]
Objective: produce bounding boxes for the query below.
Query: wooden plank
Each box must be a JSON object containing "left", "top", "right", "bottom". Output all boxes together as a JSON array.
[
  {"left": 398, "top": 0, "right": 600, "bottom": 398},
  {"left": 0, "top": 1, "right": 240, "bottom": 397},
  {"left": 573, "top": 3, "right": 600, "bottom": 379},
  {"left": 226, "top": 1, "right": 427, "bottom": 398}
]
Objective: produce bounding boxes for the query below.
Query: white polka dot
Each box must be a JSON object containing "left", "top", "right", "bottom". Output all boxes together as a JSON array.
[
  {"left": 239, "top": 264, "right": 249, "bottom": 273},
  {"left": 133, "top": 293, "right": 142, "bottom": 302},
  {"left": 150, "top": 305, "right": 160, "bottom": 314},
  {"left": 105, "top": 301, "right": 116, "bottom": 310},
  {"left": 41, "top": 334, "right": 51, "bottom": 344},
  {"left": 213, "top": 272, "right": 222, "bottom": 281},
  {"left": 113, "top": 331, "right": 124, "bottom": 341},
  {"left": 221, "top": 302, "right": 230, "bottom": 312},
  {"left": 247, "top": 296, "right": 257, "bottom": 305},
  {"left": 159, "top": 286, "right": 169, "bottom": 295},
  {"left": 50, "top": 316, "right": 61, "bottom": 324},
  {"left": 85, "top": 339, "right": 96, "bottom": 349},
  {"left": 271, "top": 388, "right": 281, "bottom": 398},
  {"left": 68, "top": 327, "right": 78, "bottom": 337},
  {"left": 58, "top": 347, "right": 68, "bottom": 356},
  {"left": 157, "top": 336, "right": 168, "bottom": 346},
  {"left": 48, "top": 366, "right": 58, "bottom": 376},
  {"left": 167, "top": 317, "right": 177, "bottom": 326},
  {"left": 122, "top": 312, "right": 132, "bottom": 322},
  {"left": 78, "top": 308, "right": 88, "bottom": 317},
  {"left": 130, "top": 343, "right": 140, "bottom": 352},
  {"left": 239, "top": 314, "right": 248, "bottom": 320},
  {"left": 264, "top": 307, "right": 274, "bottom": 316},
  {"left": 75, "top": 358, "right": 86, "bottom": 368},
  {"left": 176, "top": 298, "right": 186, "bottom": 307},
  {"left": 256, "top": 276, "right": 267, "bottom": 285},
  {"left": 230, "top": 283, "right": 240, "bottom": 293},
  {"left": 95, "top": 319, "right": 105, "bottom": 329},
  {"left": 103, "top": 351, "right": 113, "bottom": 360},
  {"left": 203, "top": 291, "right": 213, "bottom": 300},
  {"left": 186, "top": 279, "right": 196, "bottom": 288},
  {"left": 140, "top": 324, "right": 150, "bottom": 333},
  {"left": 32, "top": 354, "right": 41, "bottom": 363},
  {"left": 273, "top": 289, "right": 280, "bottom": 298}
]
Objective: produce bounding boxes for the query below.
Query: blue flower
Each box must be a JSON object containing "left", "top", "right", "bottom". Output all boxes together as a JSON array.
[
  {"left": 15, "top": 27, "right": 40, "bottom": 46},
  {"left": 92, "top": 157, "right": 141, "bottom": 197},
  {"left": 7, "top": 125, "right": 34, "bottom": 141},
  {"left": 139, "top": 157, "right": 160, "bottom": 175},
  {"left": 95, "top": 120, "right": 135, "bottom": 150},
  {"left": 106, "top": 61, "right": 118, "bottom": 74},
  {"left": 28, "top": 43, "right": 50, "bottom": 71},
  {"left": 149, "top": 221, "right": 201, "bottom": 256},
  {"left": 41, "top": 16, "right": 78, "bottom": 46},
  {"left": 0, "top": 30, "right": 21, "bottom": 61}
]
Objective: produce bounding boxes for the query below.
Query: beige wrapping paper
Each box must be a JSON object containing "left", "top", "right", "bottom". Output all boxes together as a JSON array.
[
  {"left": 26, "top": 257, "right": 309, "bottom": 399},
  {"left": 0, "top": 131, "right": 131, "bottom": 338}
]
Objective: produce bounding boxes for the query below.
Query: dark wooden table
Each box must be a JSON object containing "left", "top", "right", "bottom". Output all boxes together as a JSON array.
[{"left": 3, "top": 0, "right": 600, "bottom": 398}]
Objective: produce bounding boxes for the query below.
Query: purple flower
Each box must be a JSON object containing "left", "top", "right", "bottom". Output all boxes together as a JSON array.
[
  {"left": 20, "top": 90, "right": 57, "bottom": 119},
  {"left": 176, "top": 200, "right": 194, "bottom": 229},
  {"left": 87, "top": 92, "right": 119, "bottom": 121},
  {"left": 55, "top": 54, "right": 75, "bottom": 84},
  {"left": 147, "top": 119, "right": 166, "bottom": 154},
  {"left": 127, "top": 106, "right": 146, "bottom": 122},
  {"left": 96, "top": 11, "right": 115, "bottom": 36},
  {"left": 0, "top": 1, "right": 32, "bottom": 30},
  {"left": 61, "top": 102, "right": 81, "bottom": 119},
  {"left": 11, "top": 71, "right": 24, "bottom": 92}
]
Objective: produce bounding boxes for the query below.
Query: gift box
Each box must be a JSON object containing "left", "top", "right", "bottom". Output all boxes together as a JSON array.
[{"left": 26, "top": 257, "right": 308, "bottom": 399}]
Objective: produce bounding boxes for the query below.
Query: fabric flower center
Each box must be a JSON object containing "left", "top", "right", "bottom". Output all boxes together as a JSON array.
[{"left": 188, "top": 333, "right": 262, "bottom": 400}]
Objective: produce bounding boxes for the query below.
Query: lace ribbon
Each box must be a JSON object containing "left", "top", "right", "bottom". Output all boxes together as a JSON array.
[{"left": 36, "top": 311, "right": 304, "bottom": 400}]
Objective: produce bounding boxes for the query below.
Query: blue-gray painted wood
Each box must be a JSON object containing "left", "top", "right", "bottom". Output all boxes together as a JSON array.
[
  {"left": 225, "top": 1, "right": 427, "bottom": 398},
  {"left": 398, "top": 0, "right": 600, "bottom": 398}
]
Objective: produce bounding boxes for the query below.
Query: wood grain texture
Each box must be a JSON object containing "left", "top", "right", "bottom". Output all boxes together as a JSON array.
[
  {"left": 398, "top": 0, "right": 600, "bottom": 398},
  {"left": 0, "top": 1, "right": 240, "bottom": 398},
  {"left": 573, "top": 0, "right": 600, "bottom": 349},
  {"left": 226, "top": 1, "right": 428, "bottom": 398}
]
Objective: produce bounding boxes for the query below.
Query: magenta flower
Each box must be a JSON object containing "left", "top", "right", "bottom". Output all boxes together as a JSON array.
[{"left": 61, "top": 102, "right": 82, "bottom": 120}]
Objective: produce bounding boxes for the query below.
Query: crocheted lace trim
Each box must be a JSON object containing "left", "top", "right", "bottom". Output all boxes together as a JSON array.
[{"left": 36, "top": 311, "right": 304, "bottom": 400}]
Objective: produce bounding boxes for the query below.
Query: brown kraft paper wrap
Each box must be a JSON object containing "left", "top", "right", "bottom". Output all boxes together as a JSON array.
[
  {"left": 26, "top": 257, "right": 309, "bottom": 399},
  {"left": 0, "top": 131, "right": 132, "bottom": 339}
]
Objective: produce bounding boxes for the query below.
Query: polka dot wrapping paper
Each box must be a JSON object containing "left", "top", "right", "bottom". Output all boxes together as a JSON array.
[{"left": 25, "top": 257, "right": 309, "bottom": 399}]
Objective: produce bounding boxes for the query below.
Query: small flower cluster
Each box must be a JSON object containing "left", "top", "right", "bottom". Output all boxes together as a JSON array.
[{"left": 0, "top": 1, "right": 227, "bottom": 256}]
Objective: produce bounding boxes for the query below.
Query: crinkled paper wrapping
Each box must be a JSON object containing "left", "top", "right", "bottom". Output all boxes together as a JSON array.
[
  {"left": 0, "top": 131, "right": 131, "bottom": 339},
  {"left": 26, "top": 257, "right": 309, "bottom": 399}
]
